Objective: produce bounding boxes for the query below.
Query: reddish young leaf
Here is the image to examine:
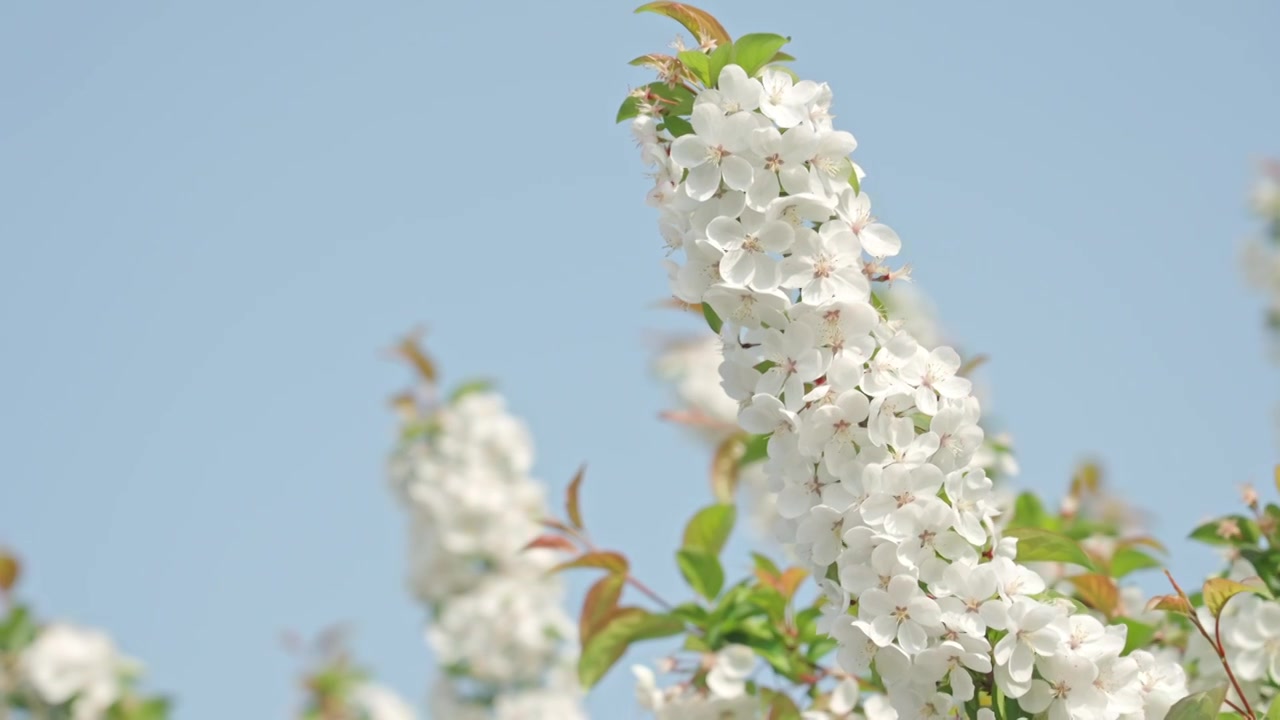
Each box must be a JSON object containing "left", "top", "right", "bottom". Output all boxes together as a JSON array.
[
  {"left": 524, "top": 535, "right": 578, "bottom": 553},
  {"left": 392, "top": 329, "right": 437, "bottom": 383},
  {"left": 0, "top": 550, "right": 19, "bottom": 593},
  {"left": 553, "top": 551, "right": 630, "bottom": 575},
  {"left": 634, "top": 2, "right": 731, "bottom": 48},
  {"left": 540, "top": 517, "right": 576, "bottom": 534},
  {"left": 711, "top": 434, "right": 746, "bottom": 503},
  {"left": 1117, "top": 535, "right": 1168, "bottom": 553},
  {"left": 567, "top": 465, "right": 587, "bottom": 531},
  {"left": 1203, "top": 577, "right": 1267, "bottom": 619},
  {"left": 629, "top": 53, "right": 676, "bottom": 73},
  {"left": 1070, "top": 573, "right": 1120, "bottom": 618},
  {"left": 578, "top": 607, "right": 683, "bottom": 688},
  {"left": 1145, "top": 594, "right": 1195, "bottom": 618},
  {"left": 776, "top": 568, "right": 808, "bottom": 601},
  {"left": 580, "top": 573, "right": 627, "bottom": 640}
]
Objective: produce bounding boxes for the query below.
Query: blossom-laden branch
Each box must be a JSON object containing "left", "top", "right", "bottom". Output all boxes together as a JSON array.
[
  {"left": 290, "top": 627, "right": 416, "bottom": 720},
  {"left": 538, "top": 471, "right": 865, "bottom": 719},
  {"left": 625, "top": 5, "right": 1192, "bottom": 718},
  {"left": 0, "top": 548, "right": 171, "bottom": 720},
  {"left": 386, "top": 334, "right": 587, "bottom": 720}
]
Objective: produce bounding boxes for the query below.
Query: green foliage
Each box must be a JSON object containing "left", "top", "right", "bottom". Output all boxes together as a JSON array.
[
  {"left": 1189, "top": 515, "right": 1261, "bottom": 547},
  {"left": 661, "top": 115, "right": 695, "bottom": 137},
  {"left": 707, "top": 43, "right": 733, "bottom": 86},
  {"left": 108, "top": 698, "right": 172, "bottom": 720},
  {"left": 1004, "top": 526, "right": 1097, "bottom": 571},
  {"left": 448, "top": 378, "right": 494, "bottom": 402},
  {"left": 1165, "top": 683, "right": 1228, "bottom": 720},
  {"left": 1266, "top": 694, "right": 1280, "bottom": 720},
  {"left": 578, "top": 608, "right": 684, "bottom": 689},
  {"left": 1007, "top": 491, "right": 1056, "bottom": 530},
  {"left": 1109, "top": 545, "right": 1162, "bottom": 578},
  {"left": 731, "top": 33, "right": 790, "bottom": 77},
  {"left": 615, "top": 82, "right": 697, "bottom": 124},
  {"left": 0, "top": 603, "right": 37, "bottom": 652},
  {"left": 761, "top": 688, "right": 802, "bottom": 719},
  {"left": 677, "top": 49, "right": 712, "bottom": 86},
  {"left": 1202, "top": 577, "right": 1267, "bottom": 619},
  {"left": 682, "top": 504, "right": 736, "bottom": 556},
  {"left": 701, "top": 301, "right": 723, "bottom": 332},
  {"left": 740, "top": 433, "right": 769, "bottom": 465},
  {"left": 676, "top": 549, "right": 725, "bottom": 600},
  {"left": 1117, "top": 617, "right": 1158, "bottom": 655}
]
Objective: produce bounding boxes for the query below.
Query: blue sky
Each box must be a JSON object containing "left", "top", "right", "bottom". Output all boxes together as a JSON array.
[{"left": 1, "top": 1, "right": 1278, "bottom": 718}]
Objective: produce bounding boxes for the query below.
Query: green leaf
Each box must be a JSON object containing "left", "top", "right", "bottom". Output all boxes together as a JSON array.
[
  {"left": 732, "top": 34, "right": 790, "bottom": 77},
  {"left": 1188, "top": 515, "right": 1261, "bottom": 547},
  {"left": 683, "top": 504, "right": 736, "bottom": 556},
  {"left": 751, "top": 552, "right": 781, "bottom": 577},
  {"left": 1004, "top": 527, "right": 1097, "bottom": 571},
  {"left": 701, "top": 302, "right": 723, "bottom": 332},
  {"left": 678, "top": 49, "right": 711, "bottom": 86},
  {"left": 651, "top": 82, "right": 696, "bottom": 116},
  {"left": 578, "top": 607, "right": 684, "bottom": 688},
  {"left": 448, "top": 378, "right": 493, "bottom": 401},
  {"left": 0, "top": 604, "right": 36, "bottom": 651},
  {"left": 617, "top": 82, "right": 696, "bottom": 124},
  {"left": 110, "top": 697, "right": 172, "bottom": 720},
  {"left": 1116, "top": 617, "right": 1157, "bottom": 655},
  {"left": 1007, "top": 491, "right": 1052, "bottom": 530},
  {"left": 1203, "top": 577, "right": 1267, "bottom": 619},
  {"left": 1110, "top": 546, "right": 1162, "bottom": 578},
  {"left": 634, "top": 2, "right": 732, "bottom": 48},
  {"left": 740, "top": 433, "right": 769, "bottom": 465},
  {"left": 761, "top": 687, "right": 802, "bottom": 719},
  {"left": 1240, "top": 547, "right": 1280, "bottom": 596},
  {"left": 707, "top": 42, "right": 733, "bottom": 86},
  {"left": 616, "top": 95, "right": 641, "bottom": 123},
  {"left": 1264, "top": 503, "right": 1280, "bottom": 543},
  {"left": 1265, "top": 694, "right": 1280, "bottom": 720},
  {"left": 677, "top": 548, "right": 725, "bottom": 600},
  {"left": 661, "top": 115, "right": 694, "bottom": 137},
  {"left": 1165, "top": 683, "right": 1228, "bottom": 720},
  {"left": 746, "top": 585, "right": 788, "bottom": 622},
  {"left": 669, "top": 602, "right": 710, "bottom": 627}
]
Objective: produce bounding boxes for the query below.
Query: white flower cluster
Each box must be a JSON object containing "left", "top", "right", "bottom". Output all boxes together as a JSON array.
[
  {"left": 633, "top": 645, "right": 863, "bottom": 720},
  {"left": 1242, "top": 163, "right": 1280, "bottom": 440},
  {"left": 351, "top": 682, "right": 419, "bottom": 720},
  {"left": 632, "top": 63, "right": 1187, "bottom": 718},
  {"left": 389, "top": 390, "right": 586, "bottom": 719},
  {"left": 1182, "top": 559, "right": 1280, "bottom": 709},
  {"left": 15, "top": 622, "right": 138, "bottom": 720}
]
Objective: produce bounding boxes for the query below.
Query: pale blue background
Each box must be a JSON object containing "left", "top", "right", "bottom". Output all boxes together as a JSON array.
[{"left": 1, "top": 1, "right": 1277, "bottom": 717}]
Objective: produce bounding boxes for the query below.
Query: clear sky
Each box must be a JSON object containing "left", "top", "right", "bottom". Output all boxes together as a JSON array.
[{"left": 1, "top": 1, "right": 1278, "bottom": 718}]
